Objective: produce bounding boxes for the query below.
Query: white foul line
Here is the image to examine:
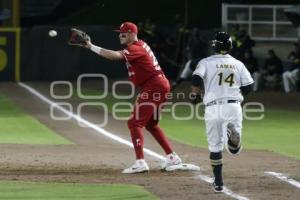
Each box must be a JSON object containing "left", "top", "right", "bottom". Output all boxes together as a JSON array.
[
  {"left": 18, "top": 82, "right": 250, "bottom": 200},
  {"left": 18, "top": 82, "right": 164, "bottom": 160},
  {"left": 265, "top": 171, "right": 300, "bottom": 189},
  {"left": 195, "top": 174, "right": 250, "bottom": 200}
]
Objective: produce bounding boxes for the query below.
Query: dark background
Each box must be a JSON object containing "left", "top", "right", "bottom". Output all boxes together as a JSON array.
[
  {"left": 20, "top": 0, "right": 300, "bottom": 28},
  {"left": 1, "top": 0, "right": 299, "bottom": 81},
  {"left": 21, "top": 0, "right": 222, "bottom": 28}
]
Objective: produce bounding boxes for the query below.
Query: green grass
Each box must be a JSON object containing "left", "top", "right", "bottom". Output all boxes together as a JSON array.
[
  {"left": 0, "top": 94, "right": 72, "bottom": 144},
  {"left": 242, "top": 109, "right": 300, "bottom": 159},
  {"left": 77, "top": 89, "right": 300, "bottom": 159},
  {"left": 0, "top": 181, "right": 158, "bottom": 200},
  {"left": 161, "top": 106, "right": 300, "bottom": 160}
]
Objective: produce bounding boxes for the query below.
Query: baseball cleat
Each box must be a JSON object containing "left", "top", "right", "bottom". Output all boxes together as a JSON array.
[
  {"left": 122, "top": 159, "right": 149, "bottom": 174},
  {"left": 212, "top": 182, "right": 224, "bottom": 193},
  {"left": 161, "top": 152, "right": 182, "bottom": 170},
  {"left": 226, "top": 123, "right": 242, "bottom": 155},
  {"left": 225, "top": 142, "right": 243, "bottom": 155},
  {"left": 227, "top": 123, "right": 240, "bottom": 146},
  {"left": 226, "top": 143, "right": 242, "bottom": 155}
]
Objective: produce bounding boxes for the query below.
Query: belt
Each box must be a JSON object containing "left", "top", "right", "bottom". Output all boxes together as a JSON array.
[{"left": 206, "top": 99, "right": 239, "bottom": 107}]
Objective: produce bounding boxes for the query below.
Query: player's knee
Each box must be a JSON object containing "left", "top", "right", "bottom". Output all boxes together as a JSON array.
[
  {"left": 128, "top": 118, "right": 145, "bottom": 130},
  {"left": 127, "top": 118, "right": 137, "bottom": 130}
]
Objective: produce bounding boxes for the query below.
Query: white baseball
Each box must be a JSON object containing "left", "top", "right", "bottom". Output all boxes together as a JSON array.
[{"left": 48, "top": 30, "right": 57, "bottom": 37}]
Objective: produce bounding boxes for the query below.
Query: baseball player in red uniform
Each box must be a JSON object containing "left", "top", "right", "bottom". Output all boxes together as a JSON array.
[{"left": 83, "top": 22, "right": 182, "bottom": 173}]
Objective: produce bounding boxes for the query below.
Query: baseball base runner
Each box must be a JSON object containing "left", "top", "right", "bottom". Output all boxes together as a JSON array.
[{"left": 191, "top": 31, "right": 254, "bottom": 192}]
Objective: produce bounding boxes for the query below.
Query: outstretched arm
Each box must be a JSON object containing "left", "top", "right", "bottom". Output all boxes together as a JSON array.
[
  {"left": 68, "top": 28, "right": 123, "bottom": 61},
  {"left": 85, "top": 41, "right": 124, "bottom": 61}
]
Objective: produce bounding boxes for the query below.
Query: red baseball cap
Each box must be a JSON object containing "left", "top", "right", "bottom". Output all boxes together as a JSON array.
[{"left": 115, "top": 22, "right": 138, "bottom": 34}]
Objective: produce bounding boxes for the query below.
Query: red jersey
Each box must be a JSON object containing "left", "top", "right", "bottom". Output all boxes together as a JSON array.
[{"left": 120, "top": 40, "right": 164, "bottom": 87}]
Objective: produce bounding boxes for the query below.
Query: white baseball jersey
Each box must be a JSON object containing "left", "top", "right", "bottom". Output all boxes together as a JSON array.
[
  {"left": 193, "top": 54, "right": 254, "bottom": 105},
  {"left": 193, "top": 54, "right": 254, "bottom": 153}
]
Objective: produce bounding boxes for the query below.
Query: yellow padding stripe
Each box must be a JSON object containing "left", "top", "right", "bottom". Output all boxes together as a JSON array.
[
  {"left": 228, "top": 143, "right": 241, "bottom": 150},
  {"left": 210, "top": 159, "right": 223, "bottom": 165}
]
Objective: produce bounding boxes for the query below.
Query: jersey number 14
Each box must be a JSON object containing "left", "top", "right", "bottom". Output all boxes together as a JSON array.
[{"left": 217, "top": 72, "right": 235, "bottom": 87}]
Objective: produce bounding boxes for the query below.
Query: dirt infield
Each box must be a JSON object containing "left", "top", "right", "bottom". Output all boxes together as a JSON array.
[{"left": 0, "top": 82, "right": 299, "bottom": 200}]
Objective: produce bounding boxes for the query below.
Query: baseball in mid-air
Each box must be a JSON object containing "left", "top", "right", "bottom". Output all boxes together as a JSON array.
[{"left": 48, "top": 30, "right": 57, "bottom": 37}]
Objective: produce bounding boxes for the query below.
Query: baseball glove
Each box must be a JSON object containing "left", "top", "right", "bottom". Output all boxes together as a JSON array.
[{"left": 68, "top": 28, "right": 90, "bottom": 47}]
